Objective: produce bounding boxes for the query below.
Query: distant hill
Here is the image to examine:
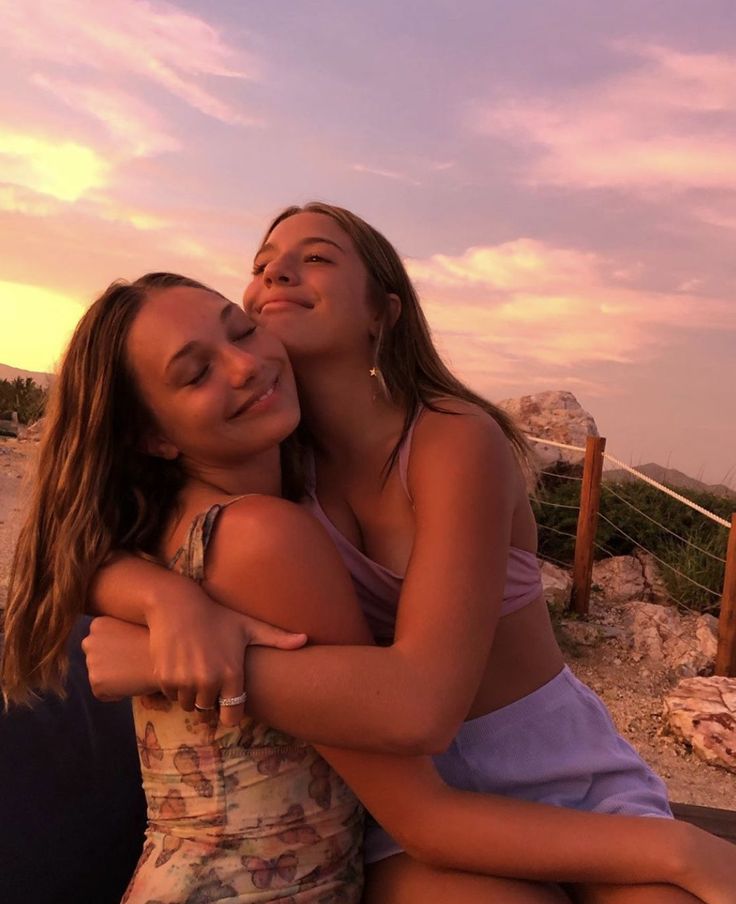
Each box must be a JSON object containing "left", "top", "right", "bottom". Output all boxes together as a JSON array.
[
  {"left": 603, "top": 462, "right": 736, "bottom": 501},
  {"left": 0, "top": 363, "right": 53, "bottom": 387}
]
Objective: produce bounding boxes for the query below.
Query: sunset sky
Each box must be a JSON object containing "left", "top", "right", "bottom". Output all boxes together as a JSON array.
[{"left": 1, "top": 0, "right": 734, "bottom": 487}]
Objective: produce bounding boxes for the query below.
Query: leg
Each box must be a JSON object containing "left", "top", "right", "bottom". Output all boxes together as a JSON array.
[
  {"left": 365, "top": 853, "right": 571, "bottom": 904},
  {"left": 568, "top": 883, "right": 703, "bottom": 903}
]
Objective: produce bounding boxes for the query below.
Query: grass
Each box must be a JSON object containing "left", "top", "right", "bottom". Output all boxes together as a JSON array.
[{"left": 531, "top": 468, "right": 731, "bottom": 614}]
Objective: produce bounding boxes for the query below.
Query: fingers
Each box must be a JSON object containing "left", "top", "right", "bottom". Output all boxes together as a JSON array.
[
  {"left": 244, "top": 616, "right": 308, "bottom": 650},
  {"left": 217, "top": 668, "right": 246, "bottom": 727},
  {"left": 177, "top": 685, "right": 197, "bottom": 713},
  {"left": 193, "top": 683, "right": 219, "bottom": 723}
]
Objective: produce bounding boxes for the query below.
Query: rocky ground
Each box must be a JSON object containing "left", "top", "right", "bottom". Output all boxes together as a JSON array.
[
  {"left": 2, "top": 434, "right": 735, "bottom": 810},
  {"left": 560, "top": 618, "right": 736, "bottom": 809}
]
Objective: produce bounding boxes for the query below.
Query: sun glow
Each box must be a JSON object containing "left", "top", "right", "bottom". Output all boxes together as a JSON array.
[
  {"left": 0, "top": 131, "right": 108, "bottom": 202},
  {"left": 0, "top": 281, "right": 85, "bottom": 372}
]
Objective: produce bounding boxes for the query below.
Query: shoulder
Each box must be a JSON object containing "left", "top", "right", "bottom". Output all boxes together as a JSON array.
[
  {"left": 414, "top": 398, "right": 513, "bottom": 465},
  {"left": 210, "top": 495, "right": 327, "bottom": 561},
  {"left": 195, "top": 495, "right": 369, "bottom": 642},
  {"left": 404, "top": 400, "right": 519, "bottom": 515}
]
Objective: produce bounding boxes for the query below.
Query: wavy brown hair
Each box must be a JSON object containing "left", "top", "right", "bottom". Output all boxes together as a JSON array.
[
  {"left": 261, "top": 202, "right": 533, "bottom": 475},
  {"left": 1, "top": 273, "right": 215, "bottom": 705}
]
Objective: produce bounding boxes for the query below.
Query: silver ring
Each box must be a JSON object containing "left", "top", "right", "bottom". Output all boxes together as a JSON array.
[
  {"left": 194, "top": 703, "right": 216, "bottom": 712},
  {"left": 218, "top": 692, "right": 247, "bottom": 707}
]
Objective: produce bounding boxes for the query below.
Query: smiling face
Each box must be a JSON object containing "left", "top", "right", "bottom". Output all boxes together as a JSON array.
[
  {"left": 126, "top": 285, "right": 299, "bottom": 471},
  {"left": 243, "top": 211, "right": 381, "bottom": 363}
]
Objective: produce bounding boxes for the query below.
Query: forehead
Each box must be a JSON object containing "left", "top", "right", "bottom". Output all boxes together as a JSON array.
[
  {"left": 127, "top": 286, "right": 237, "bottom": 371},
  {"left": 134, "top": 286, "right": 229, "bottom": 331},
  {"left": 264, "top": 211, "right": 351, "bottom": 249}
]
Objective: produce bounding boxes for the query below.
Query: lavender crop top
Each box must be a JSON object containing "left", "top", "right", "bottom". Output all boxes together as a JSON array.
[{"left": 303, "top": 411, "right": 543, "bottom": 643}]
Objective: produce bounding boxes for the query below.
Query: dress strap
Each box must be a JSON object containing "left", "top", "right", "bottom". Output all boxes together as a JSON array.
[{"left": 169, "top": 494, "right": 259, "bottom": 583}]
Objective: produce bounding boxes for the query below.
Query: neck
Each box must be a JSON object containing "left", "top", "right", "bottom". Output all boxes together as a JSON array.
[
  {"left": 183, "top": 445, "right": 283, "bottom": 498},
  {"left": 292, "top": 354, "right": 406, "bottom": 460}
]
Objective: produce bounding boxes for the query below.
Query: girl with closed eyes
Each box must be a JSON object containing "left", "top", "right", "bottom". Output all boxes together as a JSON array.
[{"left": 6, "top": 207, "right": 735, "bottom": 902}]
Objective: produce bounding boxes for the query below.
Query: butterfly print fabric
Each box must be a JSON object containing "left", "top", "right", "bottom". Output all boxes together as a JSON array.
[{"left": 122, "top": 503, "right": 364, "bottom": 902}]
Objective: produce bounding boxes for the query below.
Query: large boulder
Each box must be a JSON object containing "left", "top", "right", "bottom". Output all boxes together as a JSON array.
[
  {"left": 664, "top": 676, "right": 736, "bottom": 772},
  {"left": 540, "top": 561, "right": 572, "bottom": 611},
  {"left": 635, "top": 550, "right": 670, "bottom": 603},
  {"left": 593, "top": 556, "right": 647, "bottom": 603},
  {"left": 592, "top": 553, "right": 669, "bottom": 606},
  {"left": 623, "top": 602, "right": 718, "bottom": 676},
  {"left": 498, "top": 391, "right": 598, "bottom": 468}
]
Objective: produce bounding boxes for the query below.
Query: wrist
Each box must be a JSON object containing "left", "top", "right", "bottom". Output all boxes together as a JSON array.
[
  {"left": 661, "top": 820, "right": 700, "bottom": 892},
  {"left": 142, "top": 571, "right": 200, "bottom": 621}
]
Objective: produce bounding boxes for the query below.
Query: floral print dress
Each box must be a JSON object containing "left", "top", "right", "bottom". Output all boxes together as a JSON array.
[{"left": 122, "top": 503, "right": 364, "bottom": 903}]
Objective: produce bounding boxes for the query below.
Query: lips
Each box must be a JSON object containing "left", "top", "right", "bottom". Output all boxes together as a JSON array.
[
  {"left": 227, "top": 377, "right": 278, "bottom": 419},
  {"left": 257, "top": 297, "right": 313, "bottom": 314}
]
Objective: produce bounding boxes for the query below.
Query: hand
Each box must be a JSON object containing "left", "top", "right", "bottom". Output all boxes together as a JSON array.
[
  {"left": 82, "top": 617, "right": 158, "bottom": 700},
  {"left": 145, "top": 584, "right": 307, "bottom": 726}
]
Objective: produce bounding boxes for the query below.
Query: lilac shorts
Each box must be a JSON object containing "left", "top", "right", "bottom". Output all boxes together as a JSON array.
[{"left": 365, "top": 665, "right": 672, "bottom": 863}]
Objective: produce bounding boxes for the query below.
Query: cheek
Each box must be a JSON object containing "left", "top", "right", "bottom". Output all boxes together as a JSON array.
[{"left": 242, "top": 280, "right": 259, "bottom": 313}]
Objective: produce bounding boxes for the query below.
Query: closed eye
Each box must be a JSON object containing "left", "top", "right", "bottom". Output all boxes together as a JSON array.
[{"left": 187, "top": 364, "right": 210, "bottom": 386}]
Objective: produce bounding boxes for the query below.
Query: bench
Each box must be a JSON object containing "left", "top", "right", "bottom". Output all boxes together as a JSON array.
[{"left": 672, "top": 802, "right": 736, "bottom": 843}]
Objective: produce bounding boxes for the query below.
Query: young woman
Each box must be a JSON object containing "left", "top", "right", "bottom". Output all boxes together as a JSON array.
[
  {"left": 5, "top": 262, "right": 736, "bottom": 902},
  {"left": 78, "top": 205, "right": 736, "bottom": 902},
  {"left": 5, "top": 273, "right": 578, "bottom": 903}
]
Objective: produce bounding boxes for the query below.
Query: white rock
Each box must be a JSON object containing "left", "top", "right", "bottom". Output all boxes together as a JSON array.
[
  {"left": 624, "top": 602, "right": 680, "bottom": 662},
  {"left": 622, "top": 603, "right": 717, "bottom": 676},
  {"left": 593, "top": 556, "right": 647, "bottom": 604},
  {"left": 664, "top": 676, "right": 736, "bottom": 772},
  {"left": 634, "top": 550, "right": 669, "bottom": 603},
  {"left": 540, "top": 561, "right": 572, "bottom": 611},
  {"left": 497, "top": 391, "right": 598, "bottom": 469}
]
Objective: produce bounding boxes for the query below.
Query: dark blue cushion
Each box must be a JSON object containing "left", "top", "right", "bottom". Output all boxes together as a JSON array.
[{"left": 0, "top": 616, "right": 146, "bottom": 904}]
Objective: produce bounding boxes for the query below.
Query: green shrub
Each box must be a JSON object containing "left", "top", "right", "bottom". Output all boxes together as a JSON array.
[
  {"left": 532, "top": 470, "right": 731, "bottom": 614},
  {"left": 0, "top": 377, "right": 47, "bottom": 424}
]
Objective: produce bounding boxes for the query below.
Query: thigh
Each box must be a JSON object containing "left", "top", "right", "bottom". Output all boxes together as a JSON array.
[
  {"left": 568, "top": 883, "right": 703, "bottom": 903},
  {"left": 365, "top": 854, "right": 571, "bottom": 904}
]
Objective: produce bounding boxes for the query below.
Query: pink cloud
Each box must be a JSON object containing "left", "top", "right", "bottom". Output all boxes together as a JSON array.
[
  {"left": 31, "top": 76, "right": 179, "bottom": 157},
  {"left": 406, "top": 239, "right": 736, "bottom": 381},
  {"left": 475, "top": 42, "right": 736, "bottom": 191},
  {"left": 0, "top": 0, "right": 259, "bottom": 125},
  {"left": 351, "top": 163, "right": 421, "bottom": 186}
]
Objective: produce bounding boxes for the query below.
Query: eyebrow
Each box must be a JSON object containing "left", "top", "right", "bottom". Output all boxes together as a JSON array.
[
  {"left": 164, "top": 303, "right": 235, "bottom": 374},
  {"left": 255, "top": 236, "right": 345, "bottom": 259}
]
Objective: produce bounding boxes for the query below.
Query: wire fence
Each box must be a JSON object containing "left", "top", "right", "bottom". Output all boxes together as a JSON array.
[{"left": 528, "top": 435, "right": 732, "bottom": 615}]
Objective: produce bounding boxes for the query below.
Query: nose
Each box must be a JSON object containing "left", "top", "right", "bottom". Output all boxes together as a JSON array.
[
  {"left": 223, "top": 343, "right": 258, "bottom": 387},
  {"left": 263, "top": 256, "right": 295, "bottom": 287}
]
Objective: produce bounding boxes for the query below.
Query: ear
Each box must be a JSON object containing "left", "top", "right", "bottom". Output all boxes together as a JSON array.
[
  {"left": 141, "top": 432, "right": 180, "bottom": 461},
  {"left": 386, "top": 293, "right": 401, "bottom": 328},
  {"left": 369, "top": 293, "right": 402, "bottom": 339}
]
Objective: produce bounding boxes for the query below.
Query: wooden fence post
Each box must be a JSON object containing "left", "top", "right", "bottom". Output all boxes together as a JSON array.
[
  {"left": 715, "top": 513, "right": 736, "bottom": 677},
  {"left": 569, "top": 435, "right": 606, "bottom": 617}
]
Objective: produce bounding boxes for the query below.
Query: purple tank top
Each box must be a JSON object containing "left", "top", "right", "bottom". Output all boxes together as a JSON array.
[{"left": 303, "top": 413, "right": 543, "bottom": 642}]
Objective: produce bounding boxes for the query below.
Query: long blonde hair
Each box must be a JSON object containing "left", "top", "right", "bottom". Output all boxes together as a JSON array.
[
  {"left": 261, "top": 202, "right": 533, "bottom": 474},
  {"left": 1, "top": 273, "right": 213, "bottom": 705}
]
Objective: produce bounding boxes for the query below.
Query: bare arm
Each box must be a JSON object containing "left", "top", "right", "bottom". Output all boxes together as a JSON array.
[
  {"left": 85, "top": 496, "right": 736, "bottom": 902},
  {"left": 89, "top": 555, "right": 307, "bottom": 724},
  {"left": 319, "top": 747, "right": 734, "bottom": 902},
  {"left": 89, "top": 411, "right": 510, "bottom": 751}
]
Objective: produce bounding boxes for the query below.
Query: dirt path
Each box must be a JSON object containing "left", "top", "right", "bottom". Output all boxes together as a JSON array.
[
  {"left": 0, "top": 439, "right": 33, "bottom": 608},
  {"left": 1, "top": 436, "right": 734, "bottom": 809}
]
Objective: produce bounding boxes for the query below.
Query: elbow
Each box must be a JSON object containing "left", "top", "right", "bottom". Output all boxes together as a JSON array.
[{"left": 390, "top": 709, "right": 459, "bottom": 756}]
